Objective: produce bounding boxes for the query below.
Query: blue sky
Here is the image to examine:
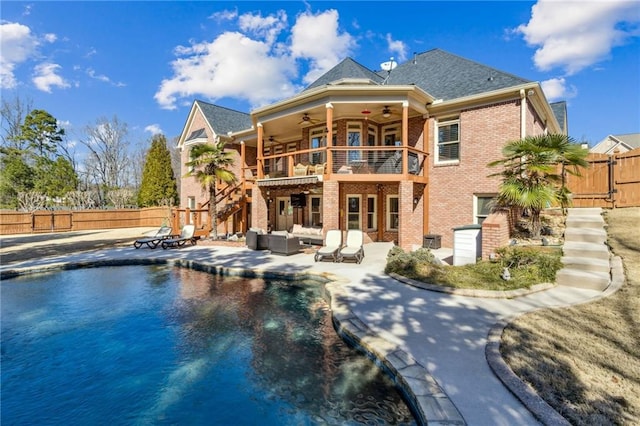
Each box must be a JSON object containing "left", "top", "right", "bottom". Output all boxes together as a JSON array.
[{"left": 2, "top": 1, "right": 639, "bottom": 155}]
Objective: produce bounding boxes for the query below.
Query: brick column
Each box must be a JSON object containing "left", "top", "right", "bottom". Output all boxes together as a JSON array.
[
  {"left": 481, "top": 210, "right": 511, "bottom": 260},
  {"left": 252, "top": 188, "right": 268, "bottom": 232},
  {"left": 398, "top": 181, "right": 423, "bottom": 250},
  {"left": 322, "top": 180, "right": 339, "bottom": 233}
]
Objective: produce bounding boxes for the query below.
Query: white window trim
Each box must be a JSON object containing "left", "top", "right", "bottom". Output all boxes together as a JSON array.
[
  {"left": 346, "top": 194, "right": 362, "bottom": 230},
  {"left": 474, "top": 194, "right": 496, "bottom": 224},
  {"left": 367, "top": 195, "right": 377, "bottom": 231},
  {"left": 386, "top": 194, "right": 399, "bottom": 231},
  {"left": 434, "top": 117, "right": 460, "bottom": 164},
  {"left": 382, "top": 125, "right": 400, "bottom": 145},
  {"left": 347, "top": 122, "right": 363, "bottom": 162},
  {"left": 309, "top": 195, "right": 322, "bottom": 227}
]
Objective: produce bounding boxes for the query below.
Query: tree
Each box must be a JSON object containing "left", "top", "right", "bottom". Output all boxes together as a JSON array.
[
  {"left": 0, "top": 147, "right": 33, "bottom": 208},
  {"left": 34, "top": 156, "right": 79, "bottom": 200},
  {"left": 1, "top": 93, "right": 32, "bottom": 149},
  {"left": 80, "top": 116, "right": 131, "bottom": 205},
  {"left": 137, "top": 134, "right": 178, "bottom": 207},
  {"left": 488, "top": 134, "right": 588, "bottom": 238},
  {"left": 185, "top": 141, "right": 237, "bottom": 239},
  {"left": 18, "top": 109, "right": 64, "bottom": 159}
]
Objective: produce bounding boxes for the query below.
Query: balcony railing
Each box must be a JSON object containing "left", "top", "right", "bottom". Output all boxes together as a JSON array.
[{"left": 259, "top": 146, "right": 427, "bottom": 179}]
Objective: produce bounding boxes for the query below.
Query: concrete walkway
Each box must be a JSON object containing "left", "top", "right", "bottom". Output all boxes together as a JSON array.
[{"left": 0, "top": 229, "right": 616, "bottom": 425}]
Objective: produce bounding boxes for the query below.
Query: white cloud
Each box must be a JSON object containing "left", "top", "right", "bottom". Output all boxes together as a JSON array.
[
  {"left": 86, "top": 68, "right": 126, "bottom": 87},
  {"left": 0, "top": 21, "right": 39, "bottom": 88},
  {"left": 238, "top": 10, "right": 287, "bottom": 45},
  {"left": 145, "top": 124, "right": 163, "bottom": 135},
  {"left": 155, "top": 31, "right": 298, "bottom": 110},
  {"left": 44, "top": 33, "right": 57, "bottom": 43},
  {"left": 385, "top": 33, "right": 407, "bottom": 62},
  {"left": 209, "top": 9, "right": 238, "bottom": 22},
  {"left": 32, "top": 62, "right": 70, "bottom": 92},
  {"left": 541, "top": 77, "right": 577, "bottom": 101},
  {"left": 155, "top": 8, "right": 358, "bottom": 109},
  {"left": 517, "top": 0, "right": 640, "bottom": 75},
  {"left": 290, "top": 9, "right": 356, "bottom": 84}
]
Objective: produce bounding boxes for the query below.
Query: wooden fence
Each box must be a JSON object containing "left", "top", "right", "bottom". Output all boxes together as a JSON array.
[
  {"left": 0, "top": 207, "right": 171, "bottom": 235},
  {"left": 566, "top": 149, "right": 640, "bottom": 208}
]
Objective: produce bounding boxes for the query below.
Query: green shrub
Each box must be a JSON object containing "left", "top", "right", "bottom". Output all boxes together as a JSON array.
[{"left": 385, "top": 245, "right": 562, "bottom": 290}]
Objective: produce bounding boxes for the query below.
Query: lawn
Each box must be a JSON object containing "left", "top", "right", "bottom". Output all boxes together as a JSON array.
[{"left": 500, "top": 207, "right": 640, "bottom": 425}]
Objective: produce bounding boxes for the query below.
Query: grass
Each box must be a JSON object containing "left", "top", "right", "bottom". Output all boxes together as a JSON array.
[
  {"left": 385, "top": 245, "right": 562, "bottom": 291},
  {"left": 500, "top": 207, "right": 640, "bottom": 425}
]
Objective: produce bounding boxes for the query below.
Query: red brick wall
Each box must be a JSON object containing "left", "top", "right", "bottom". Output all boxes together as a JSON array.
[{"left": 429, "top": 99, "right": 521, "bottom": 247}]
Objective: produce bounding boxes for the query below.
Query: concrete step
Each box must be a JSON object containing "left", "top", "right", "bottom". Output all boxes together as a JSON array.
[
  {"left": 567, "top": 207, "right": 603, "bottom": 216},
  {"left": 562, "top": 241, "right": 610, "bottom": 260},
  {"left": 564, "top": 227, "right": 607, "bottom": 244},
  {"left": 565, "top": 215, "right": 605, "bottom": 229},
  {"left": 556, "top": 268, "right": 610, "bottom": 291},
  {"left": 561, "top": 256, "right": 610, "bottom": 274}
]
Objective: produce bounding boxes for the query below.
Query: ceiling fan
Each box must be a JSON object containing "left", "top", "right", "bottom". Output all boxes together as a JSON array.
[
  {"left": 298, "top": 113, "right": 319, "bottom": 125},
  {"left": 382, "top": 106, "right": 392, "bottom": 118}
]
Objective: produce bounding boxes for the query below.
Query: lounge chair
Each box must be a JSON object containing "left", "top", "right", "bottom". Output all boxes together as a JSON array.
[
  {"left": 133, "top": 226, "right": 172, "bottom": 249},
  {"left": 337, "top": 230, "right": 365, "bottom": 264},
  {"left": 314, "top": 229, "right": 342, "bottom": 262},
  {"left": 161, "top": 225, "right": 196, "bottom": 249}
]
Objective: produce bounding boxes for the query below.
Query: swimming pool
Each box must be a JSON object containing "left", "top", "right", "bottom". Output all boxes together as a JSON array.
[{"left": 1, "top": 265, "right": 416, "bottom": 425}]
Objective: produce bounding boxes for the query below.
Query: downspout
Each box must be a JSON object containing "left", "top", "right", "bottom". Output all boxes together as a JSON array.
[{"left": 520, "top": 89, "right": 527, "bottom": 139}]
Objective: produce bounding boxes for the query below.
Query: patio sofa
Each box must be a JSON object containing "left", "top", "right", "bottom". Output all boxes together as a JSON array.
[
  {"left": 246, "top": 229, "right": 269, "bottom": 250},
  {"left": 268, "top": 231, "right": 301, "bottom": 255},
  {"left": 290, "top": 224, "right": 324, "bottom": 245}
]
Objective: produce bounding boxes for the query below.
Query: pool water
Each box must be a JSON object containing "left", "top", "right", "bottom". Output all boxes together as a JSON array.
[{"left": 1, "top": 265, "right": 416, "bottom": 425}]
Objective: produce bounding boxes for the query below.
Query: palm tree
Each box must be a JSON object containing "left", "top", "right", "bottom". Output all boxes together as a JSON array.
[
  {"left": 488, "top": 134, "right": 588, "bottom": 238},
  {"left": 534, "top": 134, "right": 589, "bottom": 212},
  {"left": 185, "top": 141, "right": 237, "bottom": 240}
]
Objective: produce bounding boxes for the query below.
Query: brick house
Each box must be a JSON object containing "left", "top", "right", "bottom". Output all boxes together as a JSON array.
[{"left": 176, "top": 48, "right": 567, "bottom": 250}]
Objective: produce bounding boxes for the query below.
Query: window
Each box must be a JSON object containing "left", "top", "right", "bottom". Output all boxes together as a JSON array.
[
  {"left": 382, "top": 126, "right": 399, "bottom": 146},
  {"left": 367, "top": 125, "right": 377, "bottom": 164},
  {"left": 309, "top": 127, "right": 326, "bottom": 165},
  {"left": 346, "top": 195, "right": 361, "bottom": 230},
  {"left": 386, "top": 195, "right": 399, "bottom": 231},
  {"left": 347, "top": 123, "right": 362, "bottom": 163},
  {"left": 436, "top": 117, "right": 460, "bottom": 163},
  {"left": 366, "top": 195, "right": 377, "bottom": 230},
  {"left": 475, "top": 195, "right": 495, "bottom": 224},
  {"left": 310, "top": 196, "right": 322, "bottom": 227}
]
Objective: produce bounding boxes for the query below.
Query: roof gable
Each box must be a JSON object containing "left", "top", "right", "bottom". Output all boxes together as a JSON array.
[
  {"left": 195, "top": 100, "right": 252, "bottom": 135},
  {"left": 304, "top": 57, "right": 384, "bottom": 91}
]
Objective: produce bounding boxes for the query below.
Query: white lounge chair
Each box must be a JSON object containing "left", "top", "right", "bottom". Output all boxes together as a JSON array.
[
  {"left": 314, "top": 229, "right": 342, "bottom": 262},
  {"left": 161, "top": 225, "right": 196, "bottom": 249},
  {"left": 133, "top": 226, "right": 172, "bottom": 249},
  {"left": 337, "top": 230, "right": 364, "bottom": 264}
]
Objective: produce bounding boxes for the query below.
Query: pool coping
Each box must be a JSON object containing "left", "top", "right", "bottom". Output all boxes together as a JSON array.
[{"left": 2, "top": 257, "right": 465, "bottom": 426}]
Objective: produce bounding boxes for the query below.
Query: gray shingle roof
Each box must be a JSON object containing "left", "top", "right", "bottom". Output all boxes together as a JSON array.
[
  {"left": 550, "top": 102, "right": 567, "bottom": 133},
  {"left": 304, "top": 58, "right": 384, "bottom": 91},
  {"left": 186, "top": 128, "right": 207, "bottom": 141},
  {"left": 195, "top": 100, "right": 252, "bottom": 135},
  {"left": 305, "top": 49, "right": 531, "bottom": 101},
  {"left": 385, "top": 49, "right": 530, "bottom": 100},
  {"left": 614, "top": 133, "right": 640, "bottom": 149}
]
